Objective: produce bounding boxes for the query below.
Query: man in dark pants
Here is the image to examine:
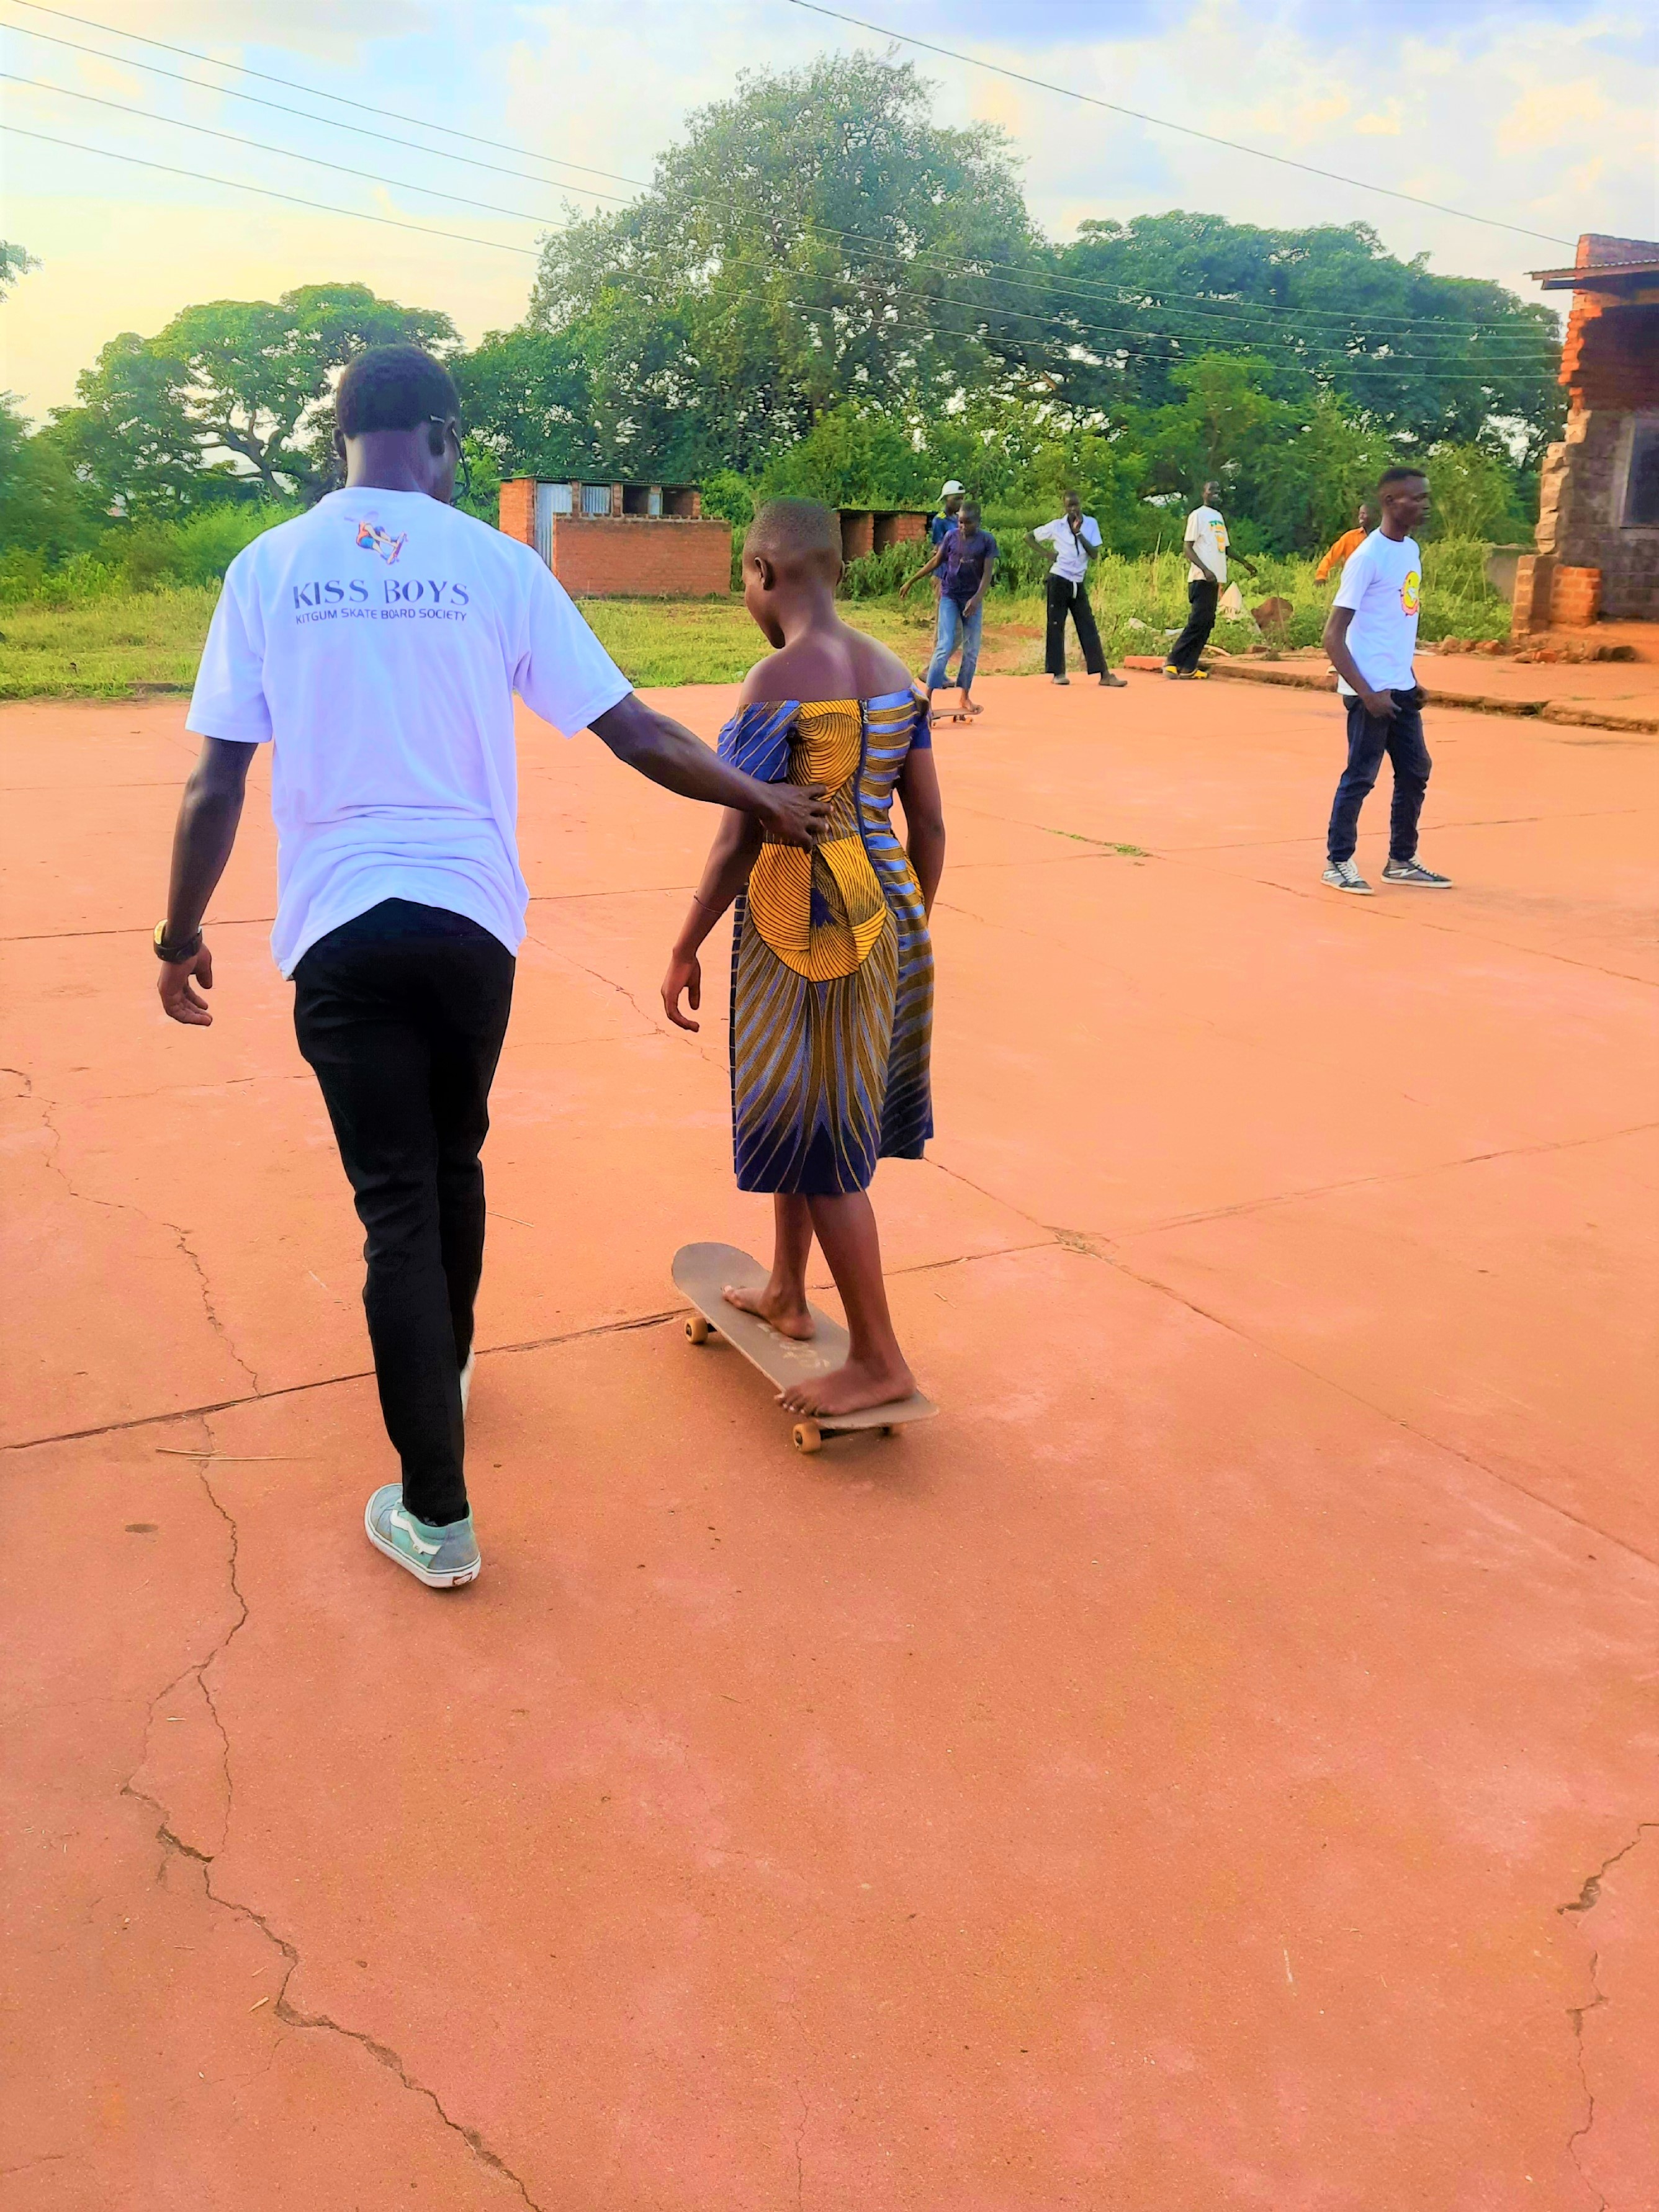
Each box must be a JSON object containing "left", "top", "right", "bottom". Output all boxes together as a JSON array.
[
  {"left": 1032, "top": 490, "right": 1125, "bottom": 687},
  {"left": 1321, "top": 466, "right": 1452, "bottom": 894},
  {"left": 1164, "top": 480, "right": 1256, "bottom": 679},
  {"left": 155, "top": 344, "right": 825, "bottom": 1588}
]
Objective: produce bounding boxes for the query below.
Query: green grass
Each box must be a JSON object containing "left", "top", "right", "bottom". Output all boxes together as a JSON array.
[
  {"left": 0, "top": 544, "right": 1509, "bottom": 701},
  {"left": 0, "top": 586, "right": 222, "bottom": 700}
]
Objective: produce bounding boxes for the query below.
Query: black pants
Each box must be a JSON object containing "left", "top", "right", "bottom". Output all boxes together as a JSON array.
[
  {"left": 294, "top": 900, "right": 515, "bottom": 1526},
  {"left": 1045, "top": 575, "right": 1105, "bottom": 676},
  {"left": 1327, "top": 689, "right": 1432, "bottom": 864},
  {"left": 1166, "top": 579, "right": 1219, "bottom": 673}
]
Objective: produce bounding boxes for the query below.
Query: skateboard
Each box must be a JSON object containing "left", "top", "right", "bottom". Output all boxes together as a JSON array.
[
  {"left": 930, "top": 706, "right": 982, "bottom": 725},
  {"left": 672, "top": 1242, "right": 939, "bottom": 1454}
]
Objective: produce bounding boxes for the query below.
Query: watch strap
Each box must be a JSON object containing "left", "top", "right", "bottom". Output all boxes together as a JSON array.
[{"left": 154, "top": 920, "right": 204, "bottom": 962}]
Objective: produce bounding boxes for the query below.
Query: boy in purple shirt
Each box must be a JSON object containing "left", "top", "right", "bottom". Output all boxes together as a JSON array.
[{"left": 901, "top": 503, "right": 999, "bottom": 717}]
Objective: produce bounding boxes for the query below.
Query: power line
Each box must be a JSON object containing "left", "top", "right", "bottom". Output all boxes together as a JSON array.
[
  {"left": 7, "top": 74, "right": 1554, "bottom": 372},
  {"left": 1, "top": 4, "right": 1560, "bottom": 346},
  {"left": 4, "top": 0, "right": 647, "bottom": 193},
  {"left": 11, "top": 86, "right": 1549, "bottom": 382},
  {"left": 2, "top": 71, "right": 586, "bottom": 224},
  {"left": 788, "top": 269, "right": 1553, "bottom": 386},
  {"left": 782, "top": 0, "right": 1576, "bottom": 248},
  {"left": 1, "top": 124, "right": 542, "bottom": 256},
  {"left": 2, "top": 17, "right": 643, "bottom": 204}
]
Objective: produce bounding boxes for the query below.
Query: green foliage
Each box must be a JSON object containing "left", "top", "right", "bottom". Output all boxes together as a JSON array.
[
  {"left": 0, "top": 503, "right": 295, "bottom": 603},
  {"left": 1, "top": 240, "right": 38, "bottom": 299},
  {"left": 1053, "top": 210, "right": 1565, "bottom": 462},
  {"left": 0, "top": 395, "right": 101, "bottom": 563},
  {"left": 526, "top": 53, "right": 1045, "bottom": 477},
  {"left": 1421, "top": 442, "right": 1532, "bottom": 542},
  {"left": 50, "top": 284, "right": 457, "bottom": 517}
]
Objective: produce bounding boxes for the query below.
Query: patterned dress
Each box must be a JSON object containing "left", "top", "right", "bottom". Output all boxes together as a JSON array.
[{"left": 717, "top": 689, "right": 934, "bottom": 1196}]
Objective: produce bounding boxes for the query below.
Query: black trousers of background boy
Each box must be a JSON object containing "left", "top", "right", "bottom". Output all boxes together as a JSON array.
[
  {"left": 1166, "top": 579, "right": 1220, "bottom": 674},
  {"left": 1045, "top": 575, "right": 1105, "bottom": 677}
]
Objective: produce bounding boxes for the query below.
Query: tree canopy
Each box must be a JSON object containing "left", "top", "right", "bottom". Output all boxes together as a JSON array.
[{"left": 50, "top": 282, "right": 456, "bottom": 516}]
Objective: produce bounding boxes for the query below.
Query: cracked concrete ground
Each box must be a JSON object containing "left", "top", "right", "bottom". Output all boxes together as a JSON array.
[{"left": 2, "top": 678, "right": 1656, "bottom": 2209}]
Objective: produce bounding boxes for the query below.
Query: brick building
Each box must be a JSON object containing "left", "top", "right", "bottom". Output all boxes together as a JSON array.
[
  {"left": 499, "top": 479, "right": 731, "bottom": 598},
  {"left": 835, "top": 508, "right": 930, "bottom": 562},
  {"left": 1515, "top": 234, "right": 1659, "bottom": 631}
]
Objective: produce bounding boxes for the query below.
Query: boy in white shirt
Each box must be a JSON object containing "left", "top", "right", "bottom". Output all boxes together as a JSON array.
[
  {"left": 1032, "top": 490, "right": 1125, "bottom": 687},
  {"left": 153, "top": 345, "right": 825, "bottom": 1588},
  {"left": 1164, "top": 480, "right": 1257, "bottom": 679},
  {"left": 1321, "top": 467, "right": 1452, "bottom": 893}
]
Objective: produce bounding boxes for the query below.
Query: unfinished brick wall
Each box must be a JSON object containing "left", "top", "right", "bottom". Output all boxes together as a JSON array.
[
  {"left": 840, "top": 513, "right": 875, "bottom": 562},
  {"left": 546, "top": 517, "right": 731, "bottom": 598},
  {"left": 1523, "top": 234, "right": 1659, "bottom": 627},
  {"left": 1532, "top": 408, "right": 1659, "bottom": 622},
  {"left": 499, "top": 478, "right": 535, "bottom": 549}
]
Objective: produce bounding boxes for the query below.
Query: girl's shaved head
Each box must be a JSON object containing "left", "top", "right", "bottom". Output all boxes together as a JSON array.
[{"left": 745, "top": 498, "right": 843, "bottom": 576}]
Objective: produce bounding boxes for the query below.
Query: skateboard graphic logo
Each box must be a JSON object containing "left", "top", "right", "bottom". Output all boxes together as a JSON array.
[{"left": 355, "top": 520, "right": 408, "bottom": 565}]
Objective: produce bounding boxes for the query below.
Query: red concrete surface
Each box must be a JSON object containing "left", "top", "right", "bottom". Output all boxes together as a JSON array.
[{"left": 2, "top": 675, "right": 1656, "bottom": 2210}]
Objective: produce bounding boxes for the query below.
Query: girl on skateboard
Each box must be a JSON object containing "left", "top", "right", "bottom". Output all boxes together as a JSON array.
[{"left": 661, "top": 500, "right": 946, "bottom": 1420}]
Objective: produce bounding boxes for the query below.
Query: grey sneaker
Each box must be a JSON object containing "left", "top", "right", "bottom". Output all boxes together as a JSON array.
[
  {"left": 364, "top": 1485, "right": 480, "bottom": 1588},
  {"left": 1382, "top": 854, "right": 1454, "bottom": 887},
  {"left": 1322, "top": 858, "right": 1374, "bottom": 895},
  {"left": 1099, "top": 671, "right": 1128, "bottom": 687}
]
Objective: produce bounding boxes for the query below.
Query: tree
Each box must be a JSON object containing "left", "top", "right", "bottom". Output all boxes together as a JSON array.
[
  {"left": 1049, "top": 212, "right": 1563, "bottom": 460},
  {"left": 0, "top": 395, "right": 99, "bottom": 561},
  {"left": 524, "top": 54, "right": 1048, "bottom": 477},
  {"left": 52, "top": 283, "right": 457, "bottom": 514},
  {"left": 1, "top": 241, "right": 38, "bottom": 300}
]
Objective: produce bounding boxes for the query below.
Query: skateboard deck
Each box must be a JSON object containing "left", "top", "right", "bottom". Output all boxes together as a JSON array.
[
  {"left": 930, "top": 707, "right": 982, "bottom": 724},
  {"left": 672, "top": 1242, "right": 938, "bottom": 1453}
]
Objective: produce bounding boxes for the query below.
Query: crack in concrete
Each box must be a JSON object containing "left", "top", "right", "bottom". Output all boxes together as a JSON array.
[
  {"left": 29, "top": 1090, "right": 262, "bottom": 1395},
  {"left": 1557, "top": 1822, "right": 1657, "bottom": 1917},
  {"left": 1556, "top": 1822, "right": 1655, "bottom": 2203},
  {"left": 793, "top": 2082, "right": 808, "bottom": 2212},
  {"left": 115, "top": 1428, "right": 546, "bottom": 2210},
  {"left": 1564, "top": 1959, "right": 1609, "bottom": 2210}
]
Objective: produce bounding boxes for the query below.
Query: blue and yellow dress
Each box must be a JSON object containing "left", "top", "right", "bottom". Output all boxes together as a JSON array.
[{"left": 717, "top": 688, "right": 933, "bottom": 1195}]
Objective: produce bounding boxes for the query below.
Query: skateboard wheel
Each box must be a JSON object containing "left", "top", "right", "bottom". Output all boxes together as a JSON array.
[
  {"left": 793, "top": 1420, "right": 822, "bottom": 1454},
  {"left": 686, "top": 1316, "right": 711, "bottom": 1345}
]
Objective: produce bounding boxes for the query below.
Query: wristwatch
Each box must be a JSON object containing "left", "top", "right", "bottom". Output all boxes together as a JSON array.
[{"left": 153, "top": 920, "right": 204, "bottom": 962}]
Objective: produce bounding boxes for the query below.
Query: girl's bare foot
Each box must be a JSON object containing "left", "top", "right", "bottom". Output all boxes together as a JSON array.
[
  {"left": 778, "top": 1355, "right": 914, "bottom": 1417},
  {"left": 723, "top": 1282, "right": 815, "bottom": 1340}
]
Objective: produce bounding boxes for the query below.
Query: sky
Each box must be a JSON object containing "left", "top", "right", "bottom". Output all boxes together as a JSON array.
[{"left": 2, "top": 0, "right": 1657, "bottom": 424}]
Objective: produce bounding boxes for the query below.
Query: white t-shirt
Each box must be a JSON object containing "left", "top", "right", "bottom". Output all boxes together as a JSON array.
[
  {"left": 1185, "top": 506, "right": 1228, "bottom": 586},
  {"left": 187, "top": 488, "right": 631, "bottom": 976},
  {"left": 1331, "top": 529, "right": 1422, "bottom": 697},
  {"left": 1033, "top": 513, "right": 1102, "bottom": 584}
]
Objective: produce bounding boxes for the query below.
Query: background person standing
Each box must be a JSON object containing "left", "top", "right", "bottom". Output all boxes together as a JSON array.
[
  {"left": 1032, "top": 491, "right": 1126, "bottom": 687},
  {"left": 1321, "top": 467, "right": 1452, "bottom": 895},
  {"left": 1316, "top": 501, "right": 1375, "bottom": 583},
  {"left": 930, "top": 481, "right": 966, "bottom": 548},
  {"left": 1164, "top": 480, "right": 1256, "bottom": 679},
  {"left": 901, "top": 501, "right": 998, "bottom": 717},
  {"left": 153, "top": 344, "right": 826, "bottom": 1590}
]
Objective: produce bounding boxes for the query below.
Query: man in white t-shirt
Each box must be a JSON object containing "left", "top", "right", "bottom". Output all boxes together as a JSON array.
[
  {"left": 1032, "top": 491, "right": 1125, "bottom": 687},
  {"left": 153, "top": 345, "right": 826, "bottom": 1588},
  {"left": 1164, "top": 481, "right": 1257, "bottom": 679},
  {"left": 1321, "top": 466, "right": 1452, "bottom": 894}
]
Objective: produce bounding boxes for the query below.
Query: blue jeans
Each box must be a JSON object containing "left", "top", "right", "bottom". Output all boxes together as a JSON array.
[
  {"left": 924, "top": 594, "right": 982, "bottom": 693},
  {"left": 1328, "top": 689, "right": 1431, "bottom": 864}
]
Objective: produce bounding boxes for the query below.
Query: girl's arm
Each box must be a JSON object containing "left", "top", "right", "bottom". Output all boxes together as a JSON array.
[
  {"left": 662, "top": 807, "right": 763, "bottom": 1032},
  {"left": 897, "top": 745, "right": 946, "bottom": 917}
]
